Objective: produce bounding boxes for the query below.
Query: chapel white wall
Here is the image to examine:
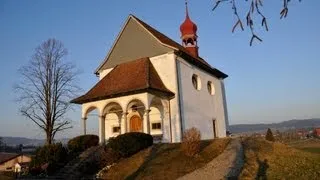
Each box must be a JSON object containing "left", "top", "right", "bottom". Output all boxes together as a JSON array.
[
  {"left": 82, "top": 52, "right": 228, "bottom": 143},
  {"left": 150, "top": 53, "right": 182, "bottom": 142},
  {"left": 176, "top": 57, "right": 227, "bottom": 139},
  {"left": 105, "top": 113, "right": 120, "bottom": 138}
]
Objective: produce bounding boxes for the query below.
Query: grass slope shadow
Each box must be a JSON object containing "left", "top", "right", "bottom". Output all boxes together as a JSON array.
[
  {"left": 125, "top": 139, "right": 226, "bottom": 180},
  {"left": 126, "top": 144, "right": 176, "bottom": 180}
]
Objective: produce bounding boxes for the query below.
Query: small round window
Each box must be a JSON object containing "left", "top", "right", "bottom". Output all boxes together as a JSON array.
[
  {"left": 192, "top": 74, "right": 201, "bottom": 90},
  {"left": 207, "top": 81, "right": 215, "bottom": 95}
]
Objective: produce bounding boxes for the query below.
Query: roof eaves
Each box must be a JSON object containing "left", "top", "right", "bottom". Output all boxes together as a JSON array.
[{"left": 71, "top": 87, "right": 174, "bottom": 104}]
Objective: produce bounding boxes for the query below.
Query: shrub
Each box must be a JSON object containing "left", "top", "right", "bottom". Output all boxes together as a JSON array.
[
  {"left": 106, "top": 132, "right": 153, "bottom": 158},
  {"left": 181, "top": 127, "right": 201, "bottom": 157},
  {"left": 265, "top": 128, "right": 275, "bottom": 142},
  {"left": 29, "top": 143, "right": 68, "bottom": 175},
  {"left": 67, "top": 134, "right": 99, "bottom": 154}
]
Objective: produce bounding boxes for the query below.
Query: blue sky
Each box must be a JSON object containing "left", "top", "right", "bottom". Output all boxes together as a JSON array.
[{"left": 0, "top": 0, "right": 319, "bottom": 139}]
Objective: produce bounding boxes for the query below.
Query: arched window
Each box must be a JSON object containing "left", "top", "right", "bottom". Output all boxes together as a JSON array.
[
  {"left": 207, "top": 81, "right": 215, "bottom": 95},
  {"left": 192, "top": 74, "right": 201, "bottom": 90}
]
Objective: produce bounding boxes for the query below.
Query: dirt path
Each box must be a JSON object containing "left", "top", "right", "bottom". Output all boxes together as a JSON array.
[{"left": 178, "top": 138, "right": 244, "bottom": 180}]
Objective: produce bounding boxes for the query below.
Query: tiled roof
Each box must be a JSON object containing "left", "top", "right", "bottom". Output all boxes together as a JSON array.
[
  {"left": 71, "top": 58, "right": 174, "bottom": 104},
  {"left": 131, "top": 15, "right": 228, "bottom": 79},
  {"left": 0, "top": 153, "right": 19, "bottom": 164}
]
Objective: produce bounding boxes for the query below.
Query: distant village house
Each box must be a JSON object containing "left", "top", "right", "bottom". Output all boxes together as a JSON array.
[
  {"left": 0, "top": 153, "right": 31, "bottom": 172},
  {"left": 314, "top": 128, "right": 320, "bottom": 137}
]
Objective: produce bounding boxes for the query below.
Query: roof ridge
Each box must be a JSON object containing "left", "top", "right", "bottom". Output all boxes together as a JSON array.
[
  {"left": 132, "top": 16, "right": 223, "bottom": 71},
  {"left": 96, "top": 14, "right": 227, "bottom": 79}
]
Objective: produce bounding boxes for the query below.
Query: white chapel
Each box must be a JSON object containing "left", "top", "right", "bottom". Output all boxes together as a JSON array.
[{"left": 71, "top": 3, "right": 229, "bottom": 144}]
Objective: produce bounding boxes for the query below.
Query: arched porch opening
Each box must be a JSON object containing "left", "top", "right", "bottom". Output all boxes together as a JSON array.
[
  {"left": 102, "top": 102, "right": 123, "bottom": 138},
  {"left": 149, "top": 97, "right": 165, "bottom": 138},
  {"left": 126, "top": 99, "right": 146, "bottom": 133},
  {"left": 82, "top": 106, "right": 100, "bottom": 137}
]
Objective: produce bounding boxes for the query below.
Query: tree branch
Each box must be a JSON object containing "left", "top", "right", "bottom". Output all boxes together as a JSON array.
[{"left": 212, "top": 0, "right": 302, "bottom": 45}]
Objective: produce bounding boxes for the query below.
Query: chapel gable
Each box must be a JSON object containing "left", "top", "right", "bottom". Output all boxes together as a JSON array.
[{"left": 96, "top": 16, "right": 172, "bottom": 74}]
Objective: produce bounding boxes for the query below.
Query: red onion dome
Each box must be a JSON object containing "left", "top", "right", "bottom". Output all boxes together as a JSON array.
[{"left": 180, "top": 2, "right": 197, "bottom": 36}]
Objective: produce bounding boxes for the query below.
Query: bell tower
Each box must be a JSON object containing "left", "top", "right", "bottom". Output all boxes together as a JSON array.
[{"left": 180, "top": 1, "right": 199, "bottom": 57}]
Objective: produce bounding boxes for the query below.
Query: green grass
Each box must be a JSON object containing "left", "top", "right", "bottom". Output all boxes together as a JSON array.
[
  {"left": 239, "top": 137, "right": 320, "bottom": 180},
  {"left": 287, "top": 139, "right": 320, "bottom": 154},
  {"left": 299, "top": 147, "right": 320, "bottom": 154},
  {"left": 100, "top": 138, "right": 231, "bottom": 180}
]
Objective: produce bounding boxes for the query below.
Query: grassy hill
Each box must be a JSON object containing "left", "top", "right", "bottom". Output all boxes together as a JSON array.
[
  {"left": 239, "top": 137, "right": 320, "bottom": 180},
  {"left": 287, "top": 139, "right": 320, "bottom": 154},
  {"left": 98, "top": 138, "right": 231, "bottom": 180}
]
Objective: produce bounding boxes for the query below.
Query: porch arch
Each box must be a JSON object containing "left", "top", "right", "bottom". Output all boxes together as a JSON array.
[
  {"left": 126, "top": 98, "right": 148, "bottom": 133},
  {"left": 149, "top": 97, "right": 165, "bottom": 137},
  {"left": 102, "top": 102, "right": 123, "bottom": 117},
  {"left": 82, "top": 105, "right": 100, "bottom": 119},
  {"left": 102, "top": 102, "right": 124, "bottom": 137}
]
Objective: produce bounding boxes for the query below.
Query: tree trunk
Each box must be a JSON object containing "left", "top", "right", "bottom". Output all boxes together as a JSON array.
[{"left": 46, "top": 131, "right": 53, "bottom": 145}]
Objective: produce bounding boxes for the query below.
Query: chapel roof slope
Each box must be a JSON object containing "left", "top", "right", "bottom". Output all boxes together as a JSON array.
[
  {"left": 132, "top": 15, "right": 227, "bottom": 79},
  {"left": 0, "top": 153, "right": 20, "bottom": 164},
  {"left": 95, "top": 15, "right": 227, "bottom": 79},
  {"left": 71, "top": 57, "right": 174, "bottom": 104}
]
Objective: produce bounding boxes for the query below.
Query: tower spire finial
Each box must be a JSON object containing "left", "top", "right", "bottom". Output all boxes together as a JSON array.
[
  {"left": 185, "top": 0, "right": 189, "bottom": 18},
  {"left": 180, "top": 0, "right": 199, "bottom": 57}
]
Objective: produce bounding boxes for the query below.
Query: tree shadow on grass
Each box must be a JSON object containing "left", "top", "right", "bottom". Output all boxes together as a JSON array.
[
  {"left": 126, "top": 140, "right": 213, "bottom": 180},
  {"left": 256, "top": 158, "right": 269, "bottom": 180},
  {"left": 199, "top": 140, "right": 212, "bottom": 151}
]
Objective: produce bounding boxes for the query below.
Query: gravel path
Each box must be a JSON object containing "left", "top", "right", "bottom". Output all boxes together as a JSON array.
[{"left": 178, "top": 138, "right": 244, "bottom": 180}]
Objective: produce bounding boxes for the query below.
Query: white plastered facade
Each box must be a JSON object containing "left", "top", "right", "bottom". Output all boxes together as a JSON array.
[
  {"left": 78, "top": 15, "right": 228, "bottom": 144},
  {"left": 81, "top": 53, "right": 228, "bottom": 143}
]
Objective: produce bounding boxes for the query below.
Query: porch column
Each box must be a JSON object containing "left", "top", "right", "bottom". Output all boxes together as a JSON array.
[
  {"left": 99, "top": 115, "right": 105, "bottom": 144},
  {"left": 82, "top": 117, "right": 87, "bottom": 135},
  {"left": 143, "top": 109, "right": 151, "bottom": 134},
  {"left": 121, "top": 112, "right": 128, "bottom": 134}
]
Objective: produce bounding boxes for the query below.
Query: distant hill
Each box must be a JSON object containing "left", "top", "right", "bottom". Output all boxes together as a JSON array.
[
  {"left": 1, "top": 137, "right": 69, "bottom": 146},
  {"left": 229, "top": 118, "right": 320, "bottom": 134}
]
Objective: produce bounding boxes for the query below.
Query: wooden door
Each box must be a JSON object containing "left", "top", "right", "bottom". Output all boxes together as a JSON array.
[{"left": 130, "top": 115, "right": 142, "bottom": 132}]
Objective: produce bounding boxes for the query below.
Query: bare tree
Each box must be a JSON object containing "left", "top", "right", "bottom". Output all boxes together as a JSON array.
[
  {"left": 212, "top": 0, "right": 302, "bottom": 45},
  {"left": 15, "top": 39, "right": 80, "bottom": 145}
]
